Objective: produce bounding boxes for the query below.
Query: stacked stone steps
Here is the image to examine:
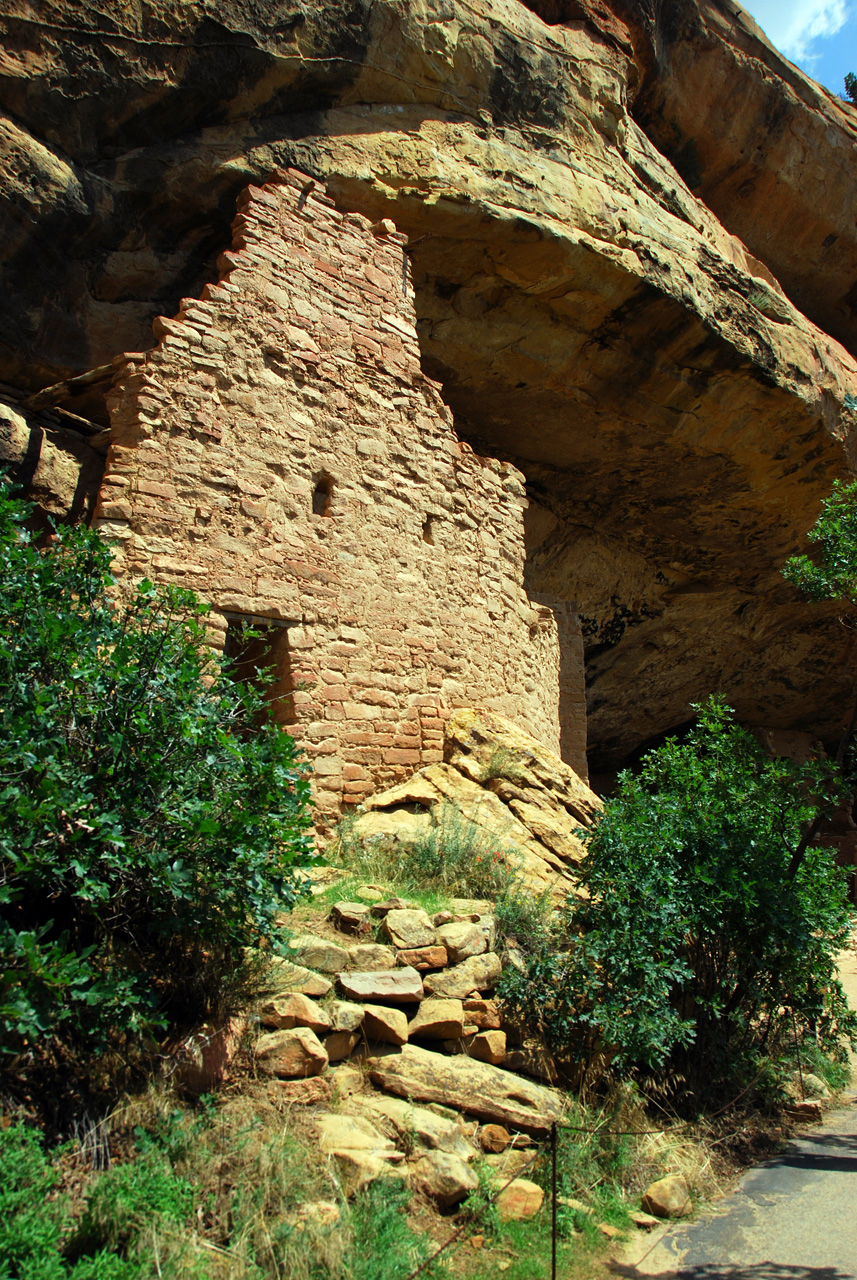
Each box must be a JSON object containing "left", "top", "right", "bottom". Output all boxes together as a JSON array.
[
  {"left": 256, "top": 898, "right": 556, "bottom": 1077},
  {"left": 251, "top": 897, "right": 564, "bottom": 1206}
]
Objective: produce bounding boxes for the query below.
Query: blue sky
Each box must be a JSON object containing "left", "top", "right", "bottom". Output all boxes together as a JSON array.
[{"left": 741, "top": 0, "right": 857, "bottom": 94}]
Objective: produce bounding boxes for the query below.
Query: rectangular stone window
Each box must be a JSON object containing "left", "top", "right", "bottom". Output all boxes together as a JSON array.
[{"left": 222, "top": 612, "right": 297, "bottom": 726}]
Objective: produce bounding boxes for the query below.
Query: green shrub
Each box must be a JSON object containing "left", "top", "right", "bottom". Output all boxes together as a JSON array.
[
  {"left": 400, "top": 806, "right": 514, "bottom": 899},
  {"left": 499, "top": 697, "right": 856, "bottom": 1100},
  {"left": 349, "top": 1181, "right": 446, "bottom": 1280},
  {"left": 74, "top": 1150, "right": 194, "bottom": 1256},
  {"left": 0, "top": 1121, "right": 66, "bottom": 1279},
  {"left": 0, "top": 489, "right": 314, "bottom": 1058},
  {"left": 331, "top": 803, "right": 516, "bottom": 902},
  {"left": 0, "top": 1121, "right": 143, "bottom": 1280},
  {"left": 494, "top": 880, "right": 552, "bottom": 953}
]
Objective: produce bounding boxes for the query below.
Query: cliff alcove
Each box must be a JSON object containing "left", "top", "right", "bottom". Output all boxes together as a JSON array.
[{"left": 3, "top": 0, "right": 857, "bottom": 781}]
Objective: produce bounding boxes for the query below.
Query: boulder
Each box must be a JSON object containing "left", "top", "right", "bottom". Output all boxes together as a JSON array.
[
  {"left": 330, "top": 1064, "right": 364, "bottom": 1101},
  {"left": 450, "top": 900, "right": 496, "bottom": 915},
  {"left": 433, "top": 911, "right": 454, "bottom": 926},
  {"left": 383, "top": 908, "right": 437, "bottom": 950},
  {"left": 475, "top": 915, "right": 497, "bottom": 950},
  {"left": 255, "top": 1027, "right": 329, "bottom": 1078},
  {"left": 348, "top": 943, "right": 397, "bottom": 971},
  {"left": 641, "top": 1175, "right": 692, "bottom": 1219},
  {"left": 339, "top": 967, "right": 424, "bottom": 1004},
  {"left": 408, "top": 998, "right": 465, "bottom": 1041},
  {"left": 368, "top": 1044, "right": 565, "bottom": 1135},
  {"left": 470, "top": 1031, "right": 506, "bottom": 1065},
  {"left": 355, "top": 711, "right": 604, "bottom": 894},
  {"left": 463, "top": 998, "right": 502, "bottom": 1030},
  {"left": 258, "top": 992, "right": 332, "bottom": 1034},
  {"left": 356, "top": 885, "right": 386, "bottom": 902},
  {"left": 787, "top": 1099, "right": 825, "bottom": 1122},
  {"left": 354, "top": 1095, "right": 477, "bottom": 1160},
  {"left": 328, "top": 1001, "right": 365, "bottom": 1033},
  {"left": 330, "top": 901, "right": 371, "bottom": 933},
  {"left": 259, "top": 957, "right": 333, "bottom": 999},
  {"left": 324, "top": 1030, "right": 360, "bottom": 1063},
  {"left": 410, "top": 1150, "right": 478, "bottom": 1207},
  {"left": 289, "top": 1200, "right": 340, "bottom": 1227},
  {"left": 503, "top": 1042, "right": 558, "bottom": 1084},
  {"left": 796, "top": 1072, "right": 830, "bottom": 1100},
  {"left": 436, "top": 921, "right": 486, "bottom": 964},
  {"left": 286, "top": 935, "right": 351, "bottom": 975},
  {"left": 629, "top": 1210, "right": 661, "bottom": 1231},
  {"left": 397, "top": 945, "right": 449, "bottom": 971},
  {"left": 316, "top": 1113, "right": 405, "bottom": 1195},
  {"left": 480, "top": 1124, "right": 511, "bottom": 1154},
  {"left": 363, "top": 1004, "right": 409, "bottom": 1046},
  {"left": 492, "top": 1177, "right": 544, "bottom": 1221},
  {"left": 424, "top": 953, "right": 502, "bottom": 998}
]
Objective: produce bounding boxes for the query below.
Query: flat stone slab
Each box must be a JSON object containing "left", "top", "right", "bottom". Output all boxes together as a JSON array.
[
  {"left": 259, "top": 957, "right": 332, "bottom": 998},
  {"left": 339, "top": 966, "right": 424, "bottom": 1004},
  {"left": 368, "top": 1043, "right": 565, "bottom": 1135}
]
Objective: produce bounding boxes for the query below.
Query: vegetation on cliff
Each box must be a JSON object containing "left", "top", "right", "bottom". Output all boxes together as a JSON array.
[
  {"left": 0, "top": 491, "right": 314, "bottom": 1085},
  {"left": 500, "top": 696, "right": 855, "bottom": 1103}
]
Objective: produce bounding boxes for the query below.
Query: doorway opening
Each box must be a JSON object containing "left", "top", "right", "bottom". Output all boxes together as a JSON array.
[{"left": 222, "top": 613, "right": 297, "bottom": 726}]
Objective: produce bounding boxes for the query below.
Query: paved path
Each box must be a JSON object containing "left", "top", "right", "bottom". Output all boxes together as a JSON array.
[{"left": 615, "top": 943, "right": 857, "bottom": 1280}]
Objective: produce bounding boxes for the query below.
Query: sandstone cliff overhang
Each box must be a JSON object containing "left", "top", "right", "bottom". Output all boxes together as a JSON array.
[{"left": 3, "top": 0, "right": 857, "bottom": 771}]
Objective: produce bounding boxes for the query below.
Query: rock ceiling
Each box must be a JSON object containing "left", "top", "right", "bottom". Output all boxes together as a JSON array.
[{"left": 3, "top": 0, "right": 857, "bottom": 769}]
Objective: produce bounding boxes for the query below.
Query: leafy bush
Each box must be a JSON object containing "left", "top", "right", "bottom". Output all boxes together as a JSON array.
[
  {"left": 0, "top": 1122, "right": 142, "bottom": 1280},
  {"left": 73, "top": 1150, "right": 194, "bottom": 1256},
  {"left": 783, "top": 478, "right": 857, "bottom": 605},
  {"left": 499, "top": 697, "right": 856, "bottom": 1099},
  {"left": 0, "top": 490, "right": 314, "bottom": 1058},
  {"left": 400, "top": 805, "right": 514, "bottom": 898}
]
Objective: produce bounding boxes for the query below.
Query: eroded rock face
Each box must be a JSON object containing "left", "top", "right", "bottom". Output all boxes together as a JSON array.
[
  {"left": 368, "top": 1042, "right": 565, "bottom": 1134},
  {"left": 3, "top": 0, "right": 857, "bottom": 765},
  {"left": 350, "top": 708, "right": 601, "bottom": 893}
]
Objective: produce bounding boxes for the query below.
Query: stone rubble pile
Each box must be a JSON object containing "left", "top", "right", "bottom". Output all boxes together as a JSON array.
[
  {"left": 251, "top": 894, "right": 564, "bottom": 1208},
  {"left": 347, "top": 708, "right": 602, "bottom": 895}
]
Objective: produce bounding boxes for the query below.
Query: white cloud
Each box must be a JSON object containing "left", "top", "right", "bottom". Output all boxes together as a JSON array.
[{"left": 743, "top": 0, "right": 849, "bottom": 59}]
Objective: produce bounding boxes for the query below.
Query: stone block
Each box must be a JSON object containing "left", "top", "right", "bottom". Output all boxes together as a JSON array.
[
  {"left": 258, "top": 992, "right": 332, "bottom": 1035},
  {"left": 423, "top": 953, "right": 502, "bottom": 998},
  {"left": 339, "top": 967, "right": 424, "bottom": 1004},
  {"left": 397, "top": 945, "right": 448, "bottom": 971},
  {"left": 255, "top": 1027, "right": 329, "bottom": 1078},
  {"left": 408, "top": 998, "right": 465, "bottom": 1041},
  {"left": 363, "top": 1004, "right": 409, "bottom": 1046},
  {"left": 383, "top": 908, "right": 437, "bottom": 949},
  {"left": 436, "top": 921, "right": 487, "bottom": 964}
]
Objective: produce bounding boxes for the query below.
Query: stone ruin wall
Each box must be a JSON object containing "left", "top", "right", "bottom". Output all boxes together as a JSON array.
[{"left": 93, "top": 169, "right": 578, "bottom": 818}]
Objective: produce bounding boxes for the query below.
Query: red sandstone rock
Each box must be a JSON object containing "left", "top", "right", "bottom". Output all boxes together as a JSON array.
[{"left": 397, "top": 945, "right": 448, "bottom": 971}]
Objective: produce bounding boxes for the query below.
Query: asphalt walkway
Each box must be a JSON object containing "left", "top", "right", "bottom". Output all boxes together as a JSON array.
[{"left": 615, "top": 942, "right": 857, "bottom": 1280}]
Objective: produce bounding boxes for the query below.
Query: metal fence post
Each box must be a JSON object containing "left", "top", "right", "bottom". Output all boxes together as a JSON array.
[{"left": 551, "top": 1120, "right": 558, "bottom": 1280}]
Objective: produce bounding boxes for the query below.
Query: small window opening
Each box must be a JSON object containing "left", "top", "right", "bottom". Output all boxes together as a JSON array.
[
  {"left": 223, "top": 614, "right": 297, "bottom": 726},
  {"left": 422, "top": 516, "right": 435, "bottom": 545},
  {"left": 312, "top": 474, "right": 334, "bottom": 516}
]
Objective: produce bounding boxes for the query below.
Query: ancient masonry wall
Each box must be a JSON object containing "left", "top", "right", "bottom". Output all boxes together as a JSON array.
[{"left": 93, "top": 169, "right": 564, "bottom": 817}]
